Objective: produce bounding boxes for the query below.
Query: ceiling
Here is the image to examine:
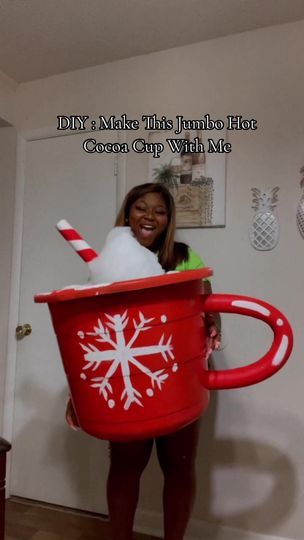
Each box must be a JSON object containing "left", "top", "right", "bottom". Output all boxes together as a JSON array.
[{"left": 0, "top": 0, "right": 304, "bottom": 83}]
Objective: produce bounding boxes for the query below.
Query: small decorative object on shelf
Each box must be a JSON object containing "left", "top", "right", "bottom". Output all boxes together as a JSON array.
[
  {"left": 296, "top": 165, "right": 304, "bottom": 238},
  {"left": 152, "top": 162, "right": 178, "bottom": 190},
  {"left": 249, "top": 187, "right": 280, "bottom": 251}
]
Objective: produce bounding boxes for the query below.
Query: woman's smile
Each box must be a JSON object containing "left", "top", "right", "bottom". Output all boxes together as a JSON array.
[{"left": 140, "top": 223, "right": 156, "bottom": 238}]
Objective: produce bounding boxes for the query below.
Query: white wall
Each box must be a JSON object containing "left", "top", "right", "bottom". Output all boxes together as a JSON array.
[
  {"left": 0, "top": 70, "right": 17, "bottom": 125},
  {"left": 11, "top": 19, "right": 304, "bottom": 540},
  {"left": 0, "top": 127, "right": 17, "bottom": 434}
]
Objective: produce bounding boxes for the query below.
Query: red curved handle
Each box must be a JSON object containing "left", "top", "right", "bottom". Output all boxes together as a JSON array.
[{"left": 201, "top": 294, "right": 293, "bottom": 390}]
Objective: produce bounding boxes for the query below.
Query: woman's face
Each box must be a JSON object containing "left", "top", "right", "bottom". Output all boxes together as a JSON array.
[{"left": 128, "top": 192, "right": 169, "bottom": 249}]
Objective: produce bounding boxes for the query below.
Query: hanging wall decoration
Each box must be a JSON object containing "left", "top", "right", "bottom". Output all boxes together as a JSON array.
[
  {"left": 147, "top": 129, "right": 226, "bottom": 228},
  {"left": 249, "top": 187, "right": 280, "bottom": 251},
  {"left": 296, "top": 165, "right": 304, "bottom": 238}
]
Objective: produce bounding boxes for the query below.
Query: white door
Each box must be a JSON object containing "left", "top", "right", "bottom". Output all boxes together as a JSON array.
[{"left": 10, "top": 131, "right": 118, "bottom": 513}]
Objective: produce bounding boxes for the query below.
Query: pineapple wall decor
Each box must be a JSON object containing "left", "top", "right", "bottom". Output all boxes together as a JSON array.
[
  {"left": 249, "top": 187, "right": 280, "bottom": 251},
  {"left": 296, "top": 166, "right": 304, "bottom": 238}
]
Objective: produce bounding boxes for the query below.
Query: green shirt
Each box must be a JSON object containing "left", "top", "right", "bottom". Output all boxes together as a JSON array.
[
  {"left": 175, "top": 248, "right": 210, "bottom": 282},
  {"left": 175, "top": 248, "right": 205, "bottom": 271}
]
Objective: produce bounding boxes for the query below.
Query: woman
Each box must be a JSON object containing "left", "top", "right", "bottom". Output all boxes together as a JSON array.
[{"left": 66, "top": 183, "right": 220, "bottom": 540}]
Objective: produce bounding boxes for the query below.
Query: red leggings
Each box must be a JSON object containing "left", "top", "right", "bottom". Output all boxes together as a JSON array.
[{"left": 107, "top": 419, "right": 201, "bottom": 540}]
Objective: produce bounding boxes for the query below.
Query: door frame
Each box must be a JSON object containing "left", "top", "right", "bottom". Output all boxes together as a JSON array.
[{"left": 2, "top": 126, "right": 127, "bottom": 495}]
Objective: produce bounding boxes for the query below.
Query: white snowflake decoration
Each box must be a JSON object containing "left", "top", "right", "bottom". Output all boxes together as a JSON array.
[{"left": 77, "top": 310, "right": 175, "bottom": 410}]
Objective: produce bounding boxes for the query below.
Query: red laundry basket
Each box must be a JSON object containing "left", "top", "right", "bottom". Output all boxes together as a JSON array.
[{"left": 35, "top": 268, "right": 293, "bottom": 441}]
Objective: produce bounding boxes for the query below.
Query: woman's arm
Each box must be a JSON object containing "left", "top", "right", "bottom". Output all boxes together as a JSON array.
[
  {"left": 204, "top": 280, "right": 221, "bottom": 354},
  {"left": 175, "top": 246, "right": 221, "bottom": 353},
  {"left": 65, "top": 396, "right": 80, "bottom": 430}
]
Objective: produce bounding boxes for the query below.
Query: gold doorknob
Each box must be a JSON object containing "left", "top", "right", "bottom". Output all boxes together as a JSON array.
[{"left": 16, "top": 323, "right": 32, "bottom": 339}]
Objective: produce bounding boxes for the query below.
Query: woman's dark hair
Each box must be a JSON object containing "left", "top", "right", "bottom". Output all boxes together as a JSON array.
[{"left": 115, "top": 182, "right": 189, "bottom": 271}]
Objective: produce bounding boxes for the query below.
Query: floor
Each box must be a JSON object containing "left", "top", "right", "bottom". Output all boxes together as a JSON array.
[{"left": 5, "top": 498, "right": 158, "bottom": 540}]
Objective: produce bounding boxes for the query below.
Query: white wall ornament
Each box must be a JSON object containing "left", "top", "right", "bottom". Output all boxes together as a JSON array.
[
  {"left": 296, "top": 165, "right": 304, "bottom": 238},
  {"left": 249, "top": 187, "right": 280, "bottom": 251}
]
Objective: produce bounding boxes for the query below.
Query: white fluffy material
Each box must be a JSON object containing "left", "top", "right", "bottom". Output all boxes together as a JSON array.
[{"left": 88, "top": 227, "right": 165, "bottom": 284}]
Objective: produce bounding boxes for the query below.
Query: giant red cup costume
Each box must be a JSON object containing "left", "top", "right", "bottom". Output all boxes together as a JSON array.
[{"left": 35, "top": 268, "right": 293, "bottom": 441}]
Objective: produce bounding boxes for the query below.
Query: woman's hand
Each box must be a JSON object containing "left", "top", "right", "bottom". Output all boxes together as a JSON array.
[
  {"left": 65, "top": 396, "right": 80, "bottom": 431},
  {"left": 206, "top": 319, "right": 221, "bottom": 357},
  {"left": 204, "top": 281, "right": 221, "bottom": 357}
]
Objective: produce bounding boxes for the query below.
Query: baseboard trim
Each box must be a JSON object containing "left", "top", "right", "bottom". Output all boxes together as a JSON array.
[{"left": 134, "top": 508, "right": 291, "bottom": 540}]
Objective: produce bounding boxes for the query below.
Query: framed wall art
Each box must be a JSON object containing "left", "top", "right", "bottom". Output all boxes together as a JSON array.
[{"left": 147, "top": 129, "right": 227, "bottom": 228}]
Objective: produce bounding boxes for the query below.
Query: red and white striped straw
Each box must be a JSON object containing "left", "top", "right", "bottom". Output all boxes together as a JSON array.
[{"left": 56, "top": 219, "right": 98, "bottom": 263}]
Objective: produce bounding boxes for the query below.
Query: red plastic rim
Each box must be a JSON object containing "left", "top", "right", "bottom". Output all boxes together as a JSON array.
[{"left": 34, "top": 267, "right": 213, "bottom": 304}]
